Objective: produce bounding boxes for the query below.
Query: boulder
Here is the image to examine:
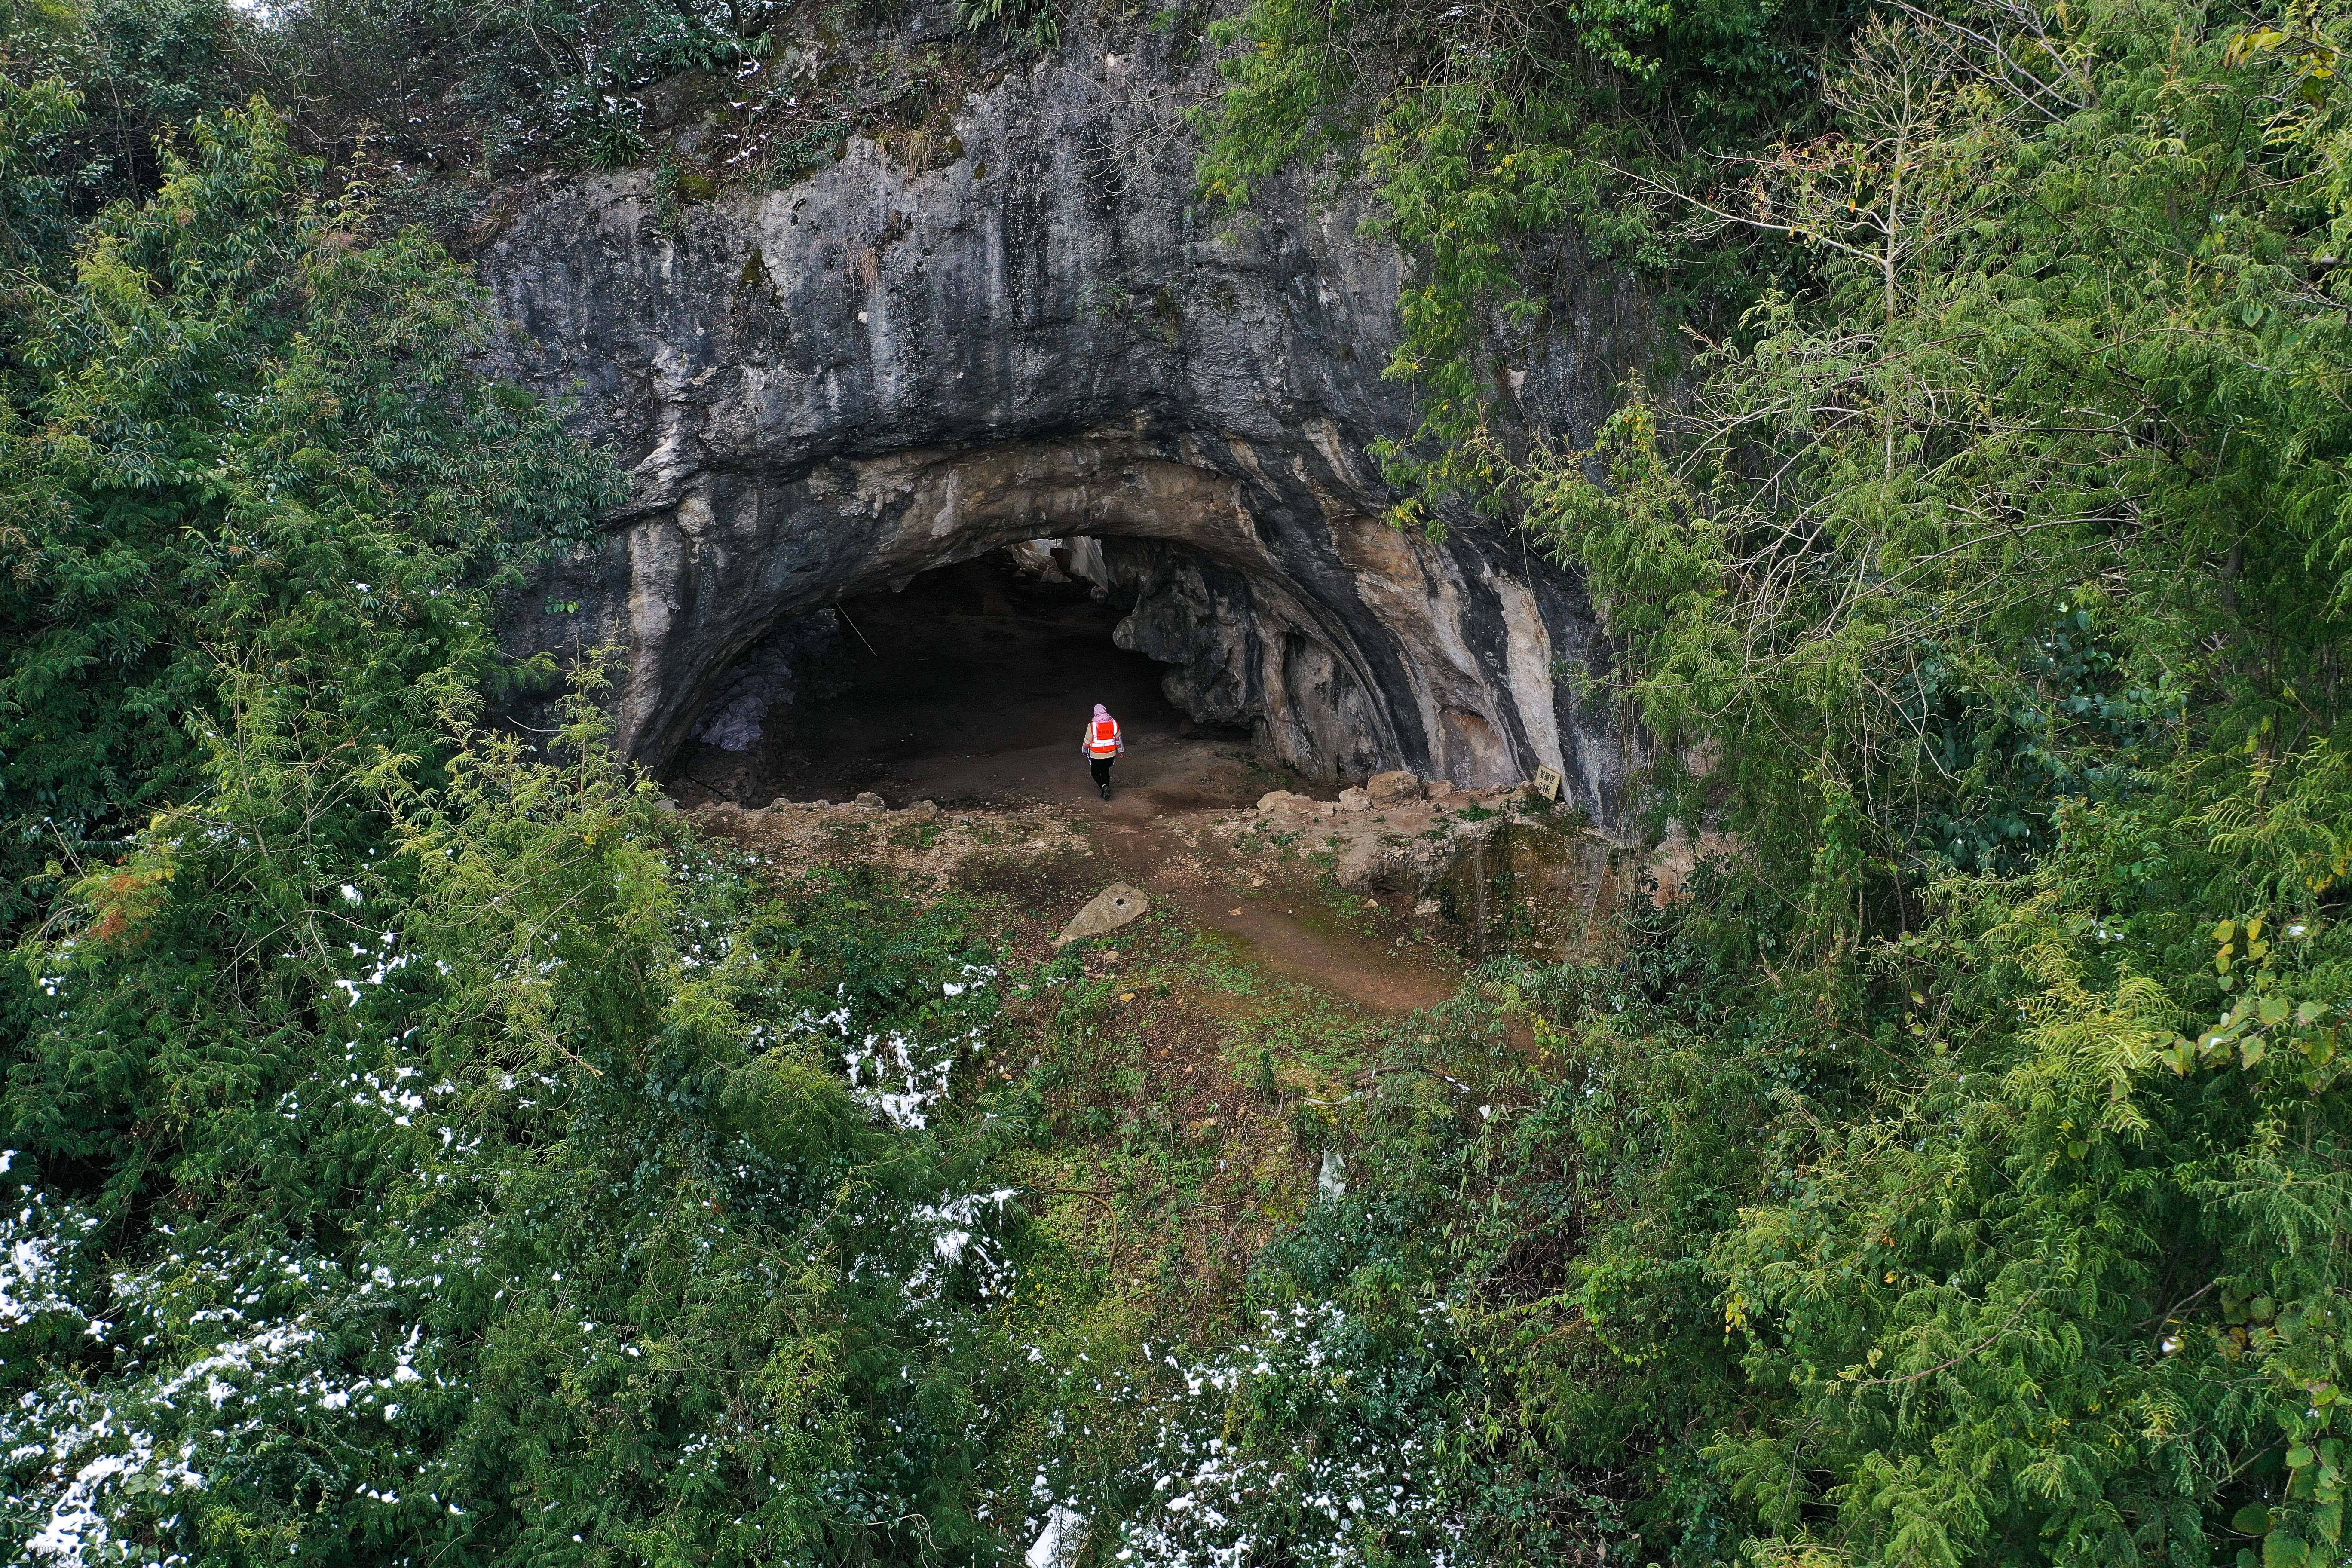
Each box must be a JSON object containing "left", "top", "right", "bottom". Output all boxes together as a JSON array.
[
  {"left": 1338, "top": 786, "right": 1373, "bottom": 812},
  {"left": 906, "top": 799, "right": 941, "bottom": 820},
  {"left": 1366, "top": 769, "right": 1424, "bottom": 806},
  {"left": 1256, "top": 790, "right": 1304, "bottom": 813},
  {"left": 854, "top": 791, "right": 886, "bottom": 809},
  {"left": 1054, "top": 883, "right": 1152, "bottom": 947},
  {"left": 1335, "top": 838, "right": 1390, "bottom": 892}
]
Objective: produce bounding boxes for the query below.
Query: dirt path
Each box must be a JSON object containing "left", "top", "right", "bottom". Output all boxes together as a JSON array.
[
  {"left": 1087, "top": 812, "right": 1461, "bottom": 1017},
  {"left": 882, "top": 732, "right": 1466, "bottom": 1017}
]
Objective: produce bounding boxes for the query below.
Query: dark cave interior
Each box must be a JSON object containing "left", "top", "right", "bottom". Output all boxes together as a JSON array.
[{"left": 667, "top": 549, "right": 1249, "bottom": 808}]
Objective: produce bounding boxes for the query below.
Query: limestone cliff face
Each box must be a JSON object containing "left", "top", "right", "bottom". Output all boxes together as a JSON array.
[{"left": 477, "top": 4, "right": 1647, "bottom": 814}]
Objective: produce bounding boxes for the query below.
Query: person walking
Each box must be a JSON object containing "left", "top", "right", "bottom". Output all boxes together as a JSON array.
[{"left": 1082, "top": 703, "right": 1123, "bottom": 799}]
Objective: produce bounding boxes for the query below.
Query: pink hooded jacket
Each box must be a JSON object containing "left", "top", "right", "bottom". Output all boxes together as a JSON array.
[{"left": 1083, "top": 704, "right": 1123, "bottom": 758}]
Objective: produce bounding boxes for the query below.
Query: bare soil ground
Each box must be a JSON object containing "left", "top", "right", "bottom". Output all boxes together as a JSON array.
[{"left": 698, "top": 784, "right": 1465, "bottom": 1017}]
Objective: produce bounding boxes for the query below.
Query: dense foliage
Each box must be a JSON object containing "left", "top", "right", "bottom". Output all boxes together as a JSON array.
[
  {"left": 1191, "top": 0, "right": 2352, "bottom": 1560},
  {"left": 0, "top": 105, "right": 610, "bottom": 925},
  {"left": 11, "top": 0, "right": 2352, "bottom": 1559},
  {"left": 0, "top": 24, "right": 1051, "bottom": 1563},
  {"left": 1195, "top": 0, "right": 1855, "bottom": 509}
]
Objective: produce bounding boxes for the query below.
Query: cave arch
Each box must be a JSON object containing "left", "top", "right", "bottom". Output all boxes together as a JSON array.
[
  {"left": 518, "top": 428, "right": 1602, "bottom": 796},
  {"left": 479, "top": 34, "right": 1648, "bottom": 821}
]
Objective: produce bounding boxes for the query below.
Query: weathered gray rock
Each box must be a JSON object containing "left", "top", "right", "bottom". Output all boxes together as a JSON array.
[
  {"left": 1338, "top": 787, "right": 1372, "bottom": 812},
  {"left": 1055, "top": 883, "right": 1151, "bottom": 947},
  {"left": 688, "top": 609, "right": 842, "bottom": 752},
  {"left": 480, "top": 3, "right": 1647, "bottom": 816},
  {"left": 853, "top": 791, "right": 886, "bottom": 809}
]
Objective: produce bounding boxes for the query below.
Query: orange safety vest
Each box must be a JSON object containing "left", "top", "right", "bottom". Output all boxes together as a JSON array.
[{"left": 1086, "top": 716, "right": 1121, "bottom": 757}]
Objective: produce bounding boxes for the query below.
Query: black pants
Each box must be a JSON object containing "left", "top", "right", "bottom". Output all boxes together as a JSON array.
[{"left": 1089, "top": 757, "right": 1113, "bottom": 791}]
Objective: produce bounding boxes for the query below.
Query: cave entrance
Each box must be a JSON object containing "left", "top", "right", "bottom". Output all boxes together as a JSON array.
[{"left": 668, "top": 548, "right": 1263, "bottom": 810}]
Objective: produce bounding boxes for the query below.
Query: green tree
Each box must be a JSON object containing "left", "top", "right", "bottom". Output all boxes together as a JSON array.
[{"left": 0, "top": 98, "right": 612, "bottom": 929}]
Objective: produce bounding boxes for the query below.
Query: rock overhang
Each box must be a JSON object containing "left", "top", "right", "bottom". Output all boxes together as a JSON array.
[{"left": 477, "top": 16, "right": 1648, "bottom": 813}]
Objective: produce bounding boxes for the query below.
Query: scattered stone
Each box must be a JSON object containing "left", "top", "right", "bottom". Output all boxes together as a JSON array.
[
  {"left": 809, "top": 799, "right": 830, "bottom": 809},
  {"left": 1413, "top": 898, "right": 1442, "bottom": 919},
  {"left": 1366, "top": 769, "right": 1424, "bottom": 805},
  {"left": 1335, "top": 838, "right": 1388, "bottom": 892},
  {"left": 1255, "top": 789, "right": 1299, "bottom": 812},
  {"left": 906, "top": 799, "right": 941, "bottom": 820},
  {"left": 1338, "top": 786, "right": 1373, "bottom": 812},
  {"left": 1054, "top": 882, "right": 1151, "bottom": 946},
  {"left": 854, "top": 791, "right": 885, "bottom": 809},
  {"left": 1426, "top": 780, "right": 1456, "bottom": 800}
]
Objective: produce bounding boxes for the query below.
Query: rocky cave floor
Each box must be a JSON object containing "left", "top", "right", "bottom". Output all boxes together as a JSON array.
[
  {"left": 667, "top": 552, "right": 1250, "bottom": 812},
  {"left": 691, "top": 781, "right": 1545, "bottom": 1017}
]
